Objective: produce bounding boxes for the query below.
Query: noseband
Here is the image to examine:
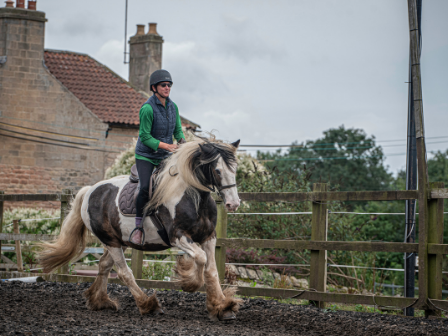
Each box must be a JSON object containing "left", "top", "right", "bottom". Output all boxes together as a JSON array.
[{"left": 205, "top": 165, "right": 236, "bottom": 198}]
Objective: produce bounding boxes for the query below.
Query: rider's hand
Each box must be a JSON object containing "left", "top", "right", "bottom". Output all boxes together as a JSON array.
[{"left": 159, "top": 142, "right": 178, "bottom": 153}]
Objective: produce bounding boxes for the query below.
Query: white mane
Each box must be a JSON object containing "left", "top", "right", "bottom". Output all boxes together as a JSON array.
[{"left": 146, "top": 136, "right": 237, "bottom": 212}]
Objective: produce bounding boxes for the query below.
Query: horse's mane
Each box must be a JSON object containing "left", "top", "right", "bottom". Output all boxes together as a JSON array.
[{"left": 145, "top": 135, "right": 237, "bottom": 212}]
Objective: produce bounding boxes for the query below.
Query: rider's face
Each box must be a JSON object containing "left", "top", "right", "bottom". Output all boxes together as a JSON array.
[{"left": 157, "top": 82, "right": 172, "bottom": 97}]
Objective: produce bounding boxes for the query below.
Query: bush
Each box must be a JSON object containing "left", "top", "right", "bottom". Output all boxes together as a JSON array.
[
  {"left": 142, "top": 261, "right": 173, "bottom": 281},
  {"left": 2, "top": 208, "right": 61, "bottom": 235}
]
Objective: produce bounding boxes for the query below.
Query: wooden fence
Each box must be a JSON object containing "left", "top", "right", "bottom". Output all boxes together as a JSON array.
[{"left": 1, "top": 183, "right": 448, "bottom": 316}]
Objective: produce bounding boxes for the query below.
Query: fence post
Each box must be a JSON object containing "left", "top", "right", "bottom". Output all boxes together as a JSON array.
[
  {"left": 131, "top": 248, "right": 143, "bottom": 279},
  {"left": 60, "top": 189, "right": 73, "bottom": 226},
  {"left": 309, "top": 183, "right": 328, "bottom": 308},
  {"left": 58, "top": 189, "right": 73, "bottom": 274},
  {"left": 427, "top": 182, "right": 444, "bottom": 317},
  {"left": 0, "top": 191, "right": 4, "bottom": 263},
  {"left": 13, "top": 219, "right": 23, "bottom": 272},
  {"left": 215, "top": 199, "right": 227, "bottom": 283}
]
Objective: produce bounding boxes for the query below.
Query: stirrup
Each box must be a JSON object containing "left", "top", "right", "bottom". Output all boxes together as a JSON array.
[{"left": 129, "top": 227, "right": 145, "bottom": 245}]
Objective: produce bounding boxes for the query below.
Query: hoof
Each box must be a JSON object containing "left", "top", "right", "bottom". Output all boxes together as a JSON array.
[
  {"left": 154, "top": 308, "right": 165, "bottom": 315},
  {"left": 219, "top": 310, "right": 236, "bottom": 321},
  {"left": 137, "top": 293, "right": 163, "bottom": 315}
]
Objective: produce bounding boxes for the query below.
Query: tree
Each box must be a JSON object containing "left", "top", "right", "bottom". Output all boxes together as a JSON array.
[
  {"left": 258, "top": 125, "right": 392, "bottom": 191},
  {"left": 428, "top": 149, "right": 448, "bottom": 185}
]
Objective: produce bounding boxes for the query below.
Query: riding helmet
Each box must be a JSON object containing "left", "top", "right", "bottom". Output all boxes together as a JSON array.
[{"left": 150, "top": 70, "right": 173, "bottom": 92}]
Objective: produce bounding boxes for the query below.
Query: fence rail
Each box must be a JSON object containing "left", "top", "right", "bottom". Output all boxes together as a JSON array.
[
  {"left": 238, "top": 190, "right": 420, "bottom": 202},
  {"left": 216, "top": 239, "right": 420, "bottom": 253}
]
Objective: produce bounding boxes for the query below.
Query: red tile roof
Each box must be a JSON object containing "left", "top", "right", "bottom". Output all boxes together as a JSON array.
[
  {"left": 44, "top": 50, "right": 145, "bottom": 125},
  {"left": 43, "top": 50, "right": 199, "bottom": 129}
]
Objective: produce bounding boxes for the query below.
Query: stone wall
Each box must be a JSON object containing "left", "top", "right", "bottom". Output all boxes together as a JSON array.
[{"left": 0, "top": 7, "right": 114, "bottom": 208}]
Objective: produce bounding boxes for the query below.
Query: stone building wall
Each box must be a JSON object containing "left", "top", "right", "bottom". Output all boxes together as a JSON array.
[{"left": 0, "top": 7, "right": 112, "bottom": 208}]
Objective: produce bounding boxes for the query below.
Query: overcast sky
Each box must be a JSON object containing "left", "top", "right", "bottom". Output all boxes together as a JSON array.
[{"left": 40, "top": 0, "right": 448, "bottom": 174}]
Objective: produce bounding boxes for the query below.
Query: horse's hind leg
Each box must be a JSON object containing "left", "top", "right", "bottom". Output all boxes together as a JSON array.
[
  {"left": 202, "top": 237, "right": 243, "bottom": 321},
  {"left": 84, "top": 248, "right": 118, "bottom": 311},
  {"left": 173, "top": 235, "right": 206, "bottom": 292},
  {"left": 106, "top": 246, "right": 163, "bottom": 315}
]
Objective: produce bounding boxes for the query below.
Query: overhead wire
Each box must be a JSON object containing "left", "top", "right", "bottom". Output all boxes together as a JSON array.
[
  {"left": 0, "top": 121, "right": 99, "bottom": 141},
  {"left": 0, "top": 133, "right": 122, "bottom": 153}
]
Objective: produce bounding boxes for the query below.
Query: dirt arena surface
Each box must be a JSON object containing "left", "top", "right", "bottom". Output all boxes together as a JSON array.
[{"left": 1, "top": 281, "right": 448, "bottom": 335}]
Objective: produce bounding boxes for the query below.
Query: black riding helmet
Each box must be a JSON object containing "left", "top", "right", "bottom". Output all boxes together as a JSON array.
[{"left": 150, "top": 69, "right": 173, "bottom": 92}]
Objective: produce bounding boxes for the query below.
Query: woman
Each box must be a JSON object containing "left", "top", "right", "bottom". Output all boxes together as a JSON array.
[{"left": 130, "top": 69, "right": 185, "bottom": 245}]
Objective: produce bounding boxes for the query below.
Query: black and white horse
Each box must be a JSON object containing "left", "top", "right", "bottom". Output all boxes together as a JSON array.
[{"left": 38, "top": 137, "right": 242, "bottom": 321}]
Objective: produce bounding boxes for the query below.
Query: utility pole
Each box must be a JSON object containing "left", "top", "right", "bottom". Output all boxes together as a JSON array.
[{"left": 404, "top": 0, "right": 422, "bottom": 317}]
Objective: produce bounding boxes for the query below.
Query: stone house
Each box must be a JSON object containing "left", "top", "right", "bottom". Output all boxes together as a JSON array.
[{"left": 0, "top": 2, "right": 199, "bottom": 207}]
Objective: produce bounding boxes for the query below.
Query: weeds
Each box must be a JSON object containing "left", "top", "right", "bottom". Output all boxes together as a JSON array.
[{"left": 142, "top": 262, "right": 173, "bottom": 281}]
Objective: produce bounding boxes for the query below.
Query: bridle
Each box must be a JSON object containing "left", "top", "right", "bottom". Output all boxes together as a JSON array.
[
  {"left": 204, "top": 165, "right": 236, "bottom": 198},
  {"left": 168, "top": 160, "right": 236, "bottom": 197}
]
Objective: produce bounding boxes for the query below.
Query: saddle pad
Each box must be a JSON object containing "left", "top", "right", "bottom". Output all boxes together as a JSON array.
[{"left": 118, "top": 181, "right": 138, "bottom": 217}]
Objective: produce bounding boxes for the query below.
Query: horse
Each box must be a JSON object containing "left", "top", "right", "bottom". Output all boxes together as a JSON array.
[{"left": 38, "top": 136, "right": 243, "bottom": 321}]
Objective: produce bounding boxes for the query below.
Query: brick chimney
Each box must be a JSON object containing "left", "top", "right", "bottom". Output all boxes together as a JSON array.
[
  {"left": 0, "top": 3, "right": 46, "bottom": 69},
  {"left": 128, "top": 23, "right": 164, "bottom": 95}
]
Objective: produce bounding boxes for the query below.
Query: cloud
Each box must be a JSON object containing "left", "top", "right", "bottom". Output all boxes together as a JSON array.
[
  {"left": 93, "top": 39, "right": 128, "bottom": 80},
  {"left": 215, "top": 14, "right": 285, "bottom": 63},
  {"left": 164, "top": 41, "right": 227, "bottom": 95}
]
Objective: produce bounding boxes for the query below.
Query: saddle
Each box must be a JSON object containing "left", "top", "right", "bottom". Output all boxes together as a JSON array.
[
  {"left": 118, "top": 164, "right": 159, "bottom": 216},
  {"left": 118, "top": 164, "right": 171, "bottom": 246}
]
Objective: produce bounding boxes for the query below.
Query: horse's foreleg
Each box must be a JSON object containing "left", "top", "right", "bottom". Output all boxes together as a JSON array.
[
  {"left": 84, "top": 248, "right": 119, "bottom": 311},
  {"left": 202, "top": 237, "right": 243, "bottom": 321},
  {"left": 106, "top": 246, "right": 163, "bottom": 315},
  {"left": 173, "top": 236, "right": 206, "bottom": 292}
]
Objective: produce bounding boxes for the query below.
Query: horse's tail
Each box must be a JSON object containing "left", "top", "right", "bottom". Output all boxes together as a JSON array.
[{"left": 37, "top": 186, "right": 91, "bottom": 273}]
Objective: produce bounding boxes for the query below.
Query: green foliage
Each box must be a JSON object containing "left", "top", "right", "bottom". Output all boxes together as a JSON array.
[
  {"left": 258, "top": 125, "right": 392, "bottom": 191},
  {"left": 1, "top": 208, "right": 61, "bottom": 266},
  {"left": 142, "top": 262, "right": 173, "bottom": 281},
  {"left": 231, "top": 162, "right": 312, "bottom": 242},
  {"left": 2, "top": 208, "right": 61, "bottom": 235},
  {"left": 428, "top": 149, "right": 448, "bottom": 185}
]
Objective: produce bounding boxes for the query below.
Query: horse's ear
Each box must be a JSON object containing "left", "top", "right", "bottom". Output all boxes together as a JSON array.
[
  {"left": 199, "top": 143, "right": 214, "bottom": 156},
  {"left": 231, "top": 139, "right": 240, "bottom": 149}
]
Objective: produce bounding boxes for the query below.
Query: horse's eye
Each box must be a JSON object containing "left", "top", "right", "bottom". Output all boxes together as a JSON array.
[{"left": 215, "top": 169, "right": 221, "bottom": 176}]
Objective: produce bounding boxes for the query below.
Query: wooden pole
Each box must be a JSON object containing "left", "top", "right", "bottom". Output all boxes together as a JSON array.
[
  {"left": 131, "top": 248, "right": 143, "bottom": 279},
  {"left": 403, "top": 0, "right": 421, "bottom": 317},
  {"left": 0, "top": 191, "right": 4, "bottom": 263},
  {"left": 427, "top": 182, "right": 444, "bottom": 317},
  {"left": 215, "top": 199, "right": 227, "bottom": 283},
  {"left": 309, "top": 183, "right": 328, "bottom": 308},
  {"left": 58, "top": 189, "right": 73, "bottom": 274},
  {"left": 13, "top": 220, "right": 23, "bottom": 271},
  {"left": 407, "top": 0, "right": 429, "bottom": 312},
  {"left": 60, "top": 189, "right": 73, "bottom": 226}
]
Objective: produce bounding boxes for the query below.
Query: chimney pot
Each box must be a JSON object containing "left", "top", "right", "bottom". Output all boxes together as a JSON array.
[
  {"left": 27, "top": 0, "right": 36, "bottom": 10},
  {"left": 16, "top": 0, "right": 24, "bottom": 8},
  {"left": 147, "top": 23, "right": 158, "bottom": 35},
  {"left": 135, "top": 24, "right": 145, "bottom": 36},
  {"left": 5, "top": 0, "right": 14, "bottom": 7}
]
